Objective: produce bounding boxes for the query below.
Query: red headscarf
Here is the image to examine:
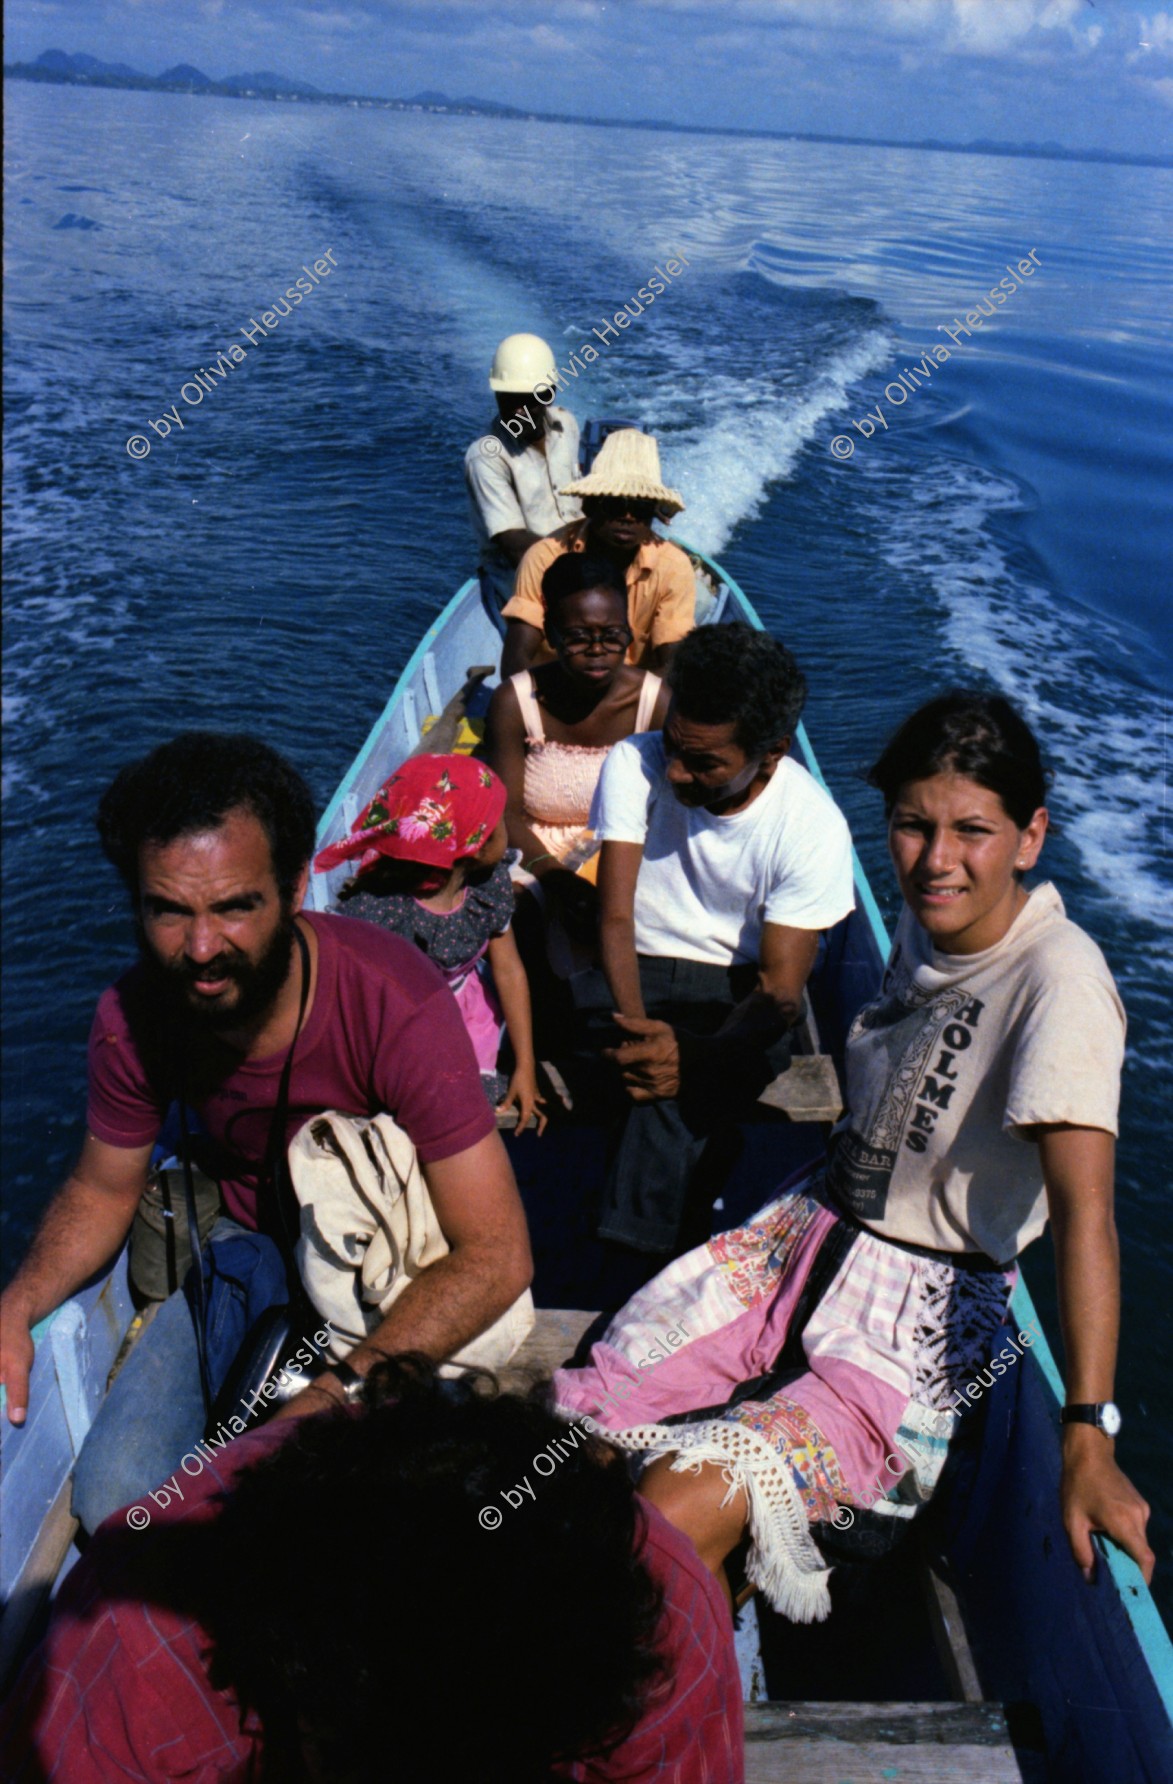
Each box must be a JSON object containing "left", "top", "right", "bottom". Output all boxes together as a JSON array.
[{"left": 314, "top": 755, "right": 506, "bottom": 883}]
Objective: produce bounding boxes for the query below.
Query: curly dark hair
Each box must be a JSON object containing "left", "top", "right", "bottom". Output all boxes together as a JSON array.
[
  {"left": 96, "top": 731, "right": 317, "bottom": 903},
  {"left": 668, "top": 621, "right": 807, "bottom": 755},
  {"left": 867, "top": 689, "right": 1050, "bottom": 827},
  {"left": 541, "top": 550, "right": 627, "bottom": 626},
  {"left": 202, "top": 1356, "right": 667, "bottom": 1784}
]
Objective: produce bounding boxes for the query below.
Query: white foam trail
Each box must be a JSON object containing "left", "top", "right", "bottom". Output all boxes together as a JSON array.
[
  {"left": 880, "top": 460, "right": 1171, "bottom": 942},
  {"left": 627, "top": 330, "right": 891, "bottom": 558}
]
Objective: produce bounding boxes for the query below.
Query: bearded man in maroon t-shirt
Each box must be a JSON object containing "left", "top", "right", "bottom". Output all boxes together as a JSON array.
[{"left": 0, "top": 732, "right": 533, "bottom": 1530}]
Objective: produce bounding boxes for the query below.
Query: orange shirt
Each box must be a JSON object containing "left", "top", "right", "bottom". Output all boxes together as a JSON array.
[{"left": 502, "top": 520, "right": 695, "bottom": 665}]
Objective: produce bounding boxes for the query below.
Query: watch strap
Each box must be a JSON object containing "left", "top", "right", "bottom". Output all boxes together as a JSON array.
[{"left": 1061, "top": 1401, "right": 1120, "bottom": 1435}]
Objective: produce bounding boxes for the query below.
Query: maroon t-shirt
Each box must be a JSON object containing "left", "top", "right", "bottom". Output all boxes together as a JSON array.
[
  {"left": 85, "top": 910, "right": 496, "bottom": 1228},
  {"left": 0, "top": 1422, "right": 744, "bottom": 1784}
]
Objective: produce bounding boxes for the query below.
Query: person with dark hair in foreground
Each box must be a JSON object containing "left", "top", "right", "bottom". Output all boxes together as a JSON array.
[
  {"left": 0, "top": 1359, "right": 744, "bottom": 1784},
  {"left": 556, "top": 690, "right": 1152, "bottom": 1624},
  {"left": 580, "top": 624, "right": 855, "bottom": 1261},
  {"left": 0, "top": 733, "right": 532, "bottom": 1533}
]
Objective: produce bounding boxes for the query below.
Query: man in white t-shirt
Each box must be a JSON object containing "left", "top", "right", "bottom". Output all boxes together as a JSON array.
[{"left": 581, "top": 623, "right": 855, "bottom": 1259}]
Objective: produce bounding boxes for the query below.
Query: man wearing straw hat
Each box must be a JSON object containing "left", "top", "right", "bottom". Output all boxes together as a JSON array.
[{"left": 500, "top": 428, "right": 696, "bottom": 678}]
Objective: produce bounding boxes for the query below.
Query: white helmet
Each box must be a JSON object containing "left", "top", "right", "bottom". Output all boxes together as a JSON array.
[{"left": 489, "top": 333, "right": 557, "bottom": 393}]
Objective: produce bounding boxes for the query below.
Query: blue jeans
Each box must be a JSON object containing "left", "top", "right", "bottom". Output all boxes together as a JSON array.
[
  {"left": 71, "top": 1217, "right": 285, "bottom": 1533},
  {"left": 573, "top": 957, "right": 794, "bottom": 1254}
]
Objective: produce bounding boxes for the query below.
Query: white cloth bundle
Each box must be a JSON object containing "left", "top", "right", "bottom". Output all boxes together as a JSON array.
[{"left": 289, "top": 1110, "right": 534, "bottom": 1370}]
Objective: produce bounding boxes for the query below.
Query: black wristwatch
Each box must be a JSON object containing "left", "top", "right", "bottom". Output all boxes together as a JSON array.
[
  {"left": 327, "top": 1360, "right": 366, "bottom": 1405},
  {"left": 1061, "top": 1401, "right": 1122, "bottom": 1437}
]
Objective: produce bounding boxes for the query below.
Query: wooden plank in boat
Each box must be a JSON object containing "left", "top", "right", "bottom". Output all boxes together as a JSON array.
[
  {"left": 496, "top": 1060, "right": 574, "bottom": 1129},
  {"left": 496, "top": 1309, "right": 600, "bottom": 1389},
  {"left": 408, "top": 664, "right": 494, "bottom": 758},
  {"left": 743, "top": 1701, "right": 1028, "bottom": 1782},
  {"left": 921, "top": 1554, "right": 984, "bottom": 1705}
]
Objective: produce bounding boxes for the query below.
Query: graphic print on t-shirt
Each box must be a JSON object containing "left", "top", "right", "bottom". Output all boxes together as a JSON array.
[{"left": 827, "top": 952, "right": 985, "bottom": 1220}]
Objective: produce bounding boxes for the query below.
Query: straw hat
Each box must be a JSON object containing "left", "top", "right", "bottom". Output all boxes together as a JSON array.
[{"left": 560, "top": 429, "right": 685, "bottom": 515}]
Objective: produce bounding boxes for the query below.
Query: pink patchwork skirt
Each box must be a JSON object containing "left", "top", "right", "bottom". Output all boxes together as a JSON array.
[{"left": 552, "top": 1171, "right": 1015, "bottom": 1622}]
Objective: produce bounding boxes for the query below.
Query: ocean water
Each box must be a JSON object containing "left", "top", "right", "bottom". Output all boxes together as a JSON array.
[{"left": 4, "top": 82, "right": 1171, "bottom": 1609}]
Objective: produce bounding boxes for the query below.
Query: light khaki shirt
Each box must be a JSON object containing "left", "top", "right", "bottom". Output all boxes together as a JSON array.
[{"left": 464, "top": 406, "right": 583, "bottom": 604}]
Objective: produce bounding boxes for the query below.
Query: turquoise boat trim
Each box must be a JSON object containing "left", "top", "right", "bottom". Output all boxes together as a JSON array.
[{"left": 315, "top": 576, "right": 481, "bottom": 844}]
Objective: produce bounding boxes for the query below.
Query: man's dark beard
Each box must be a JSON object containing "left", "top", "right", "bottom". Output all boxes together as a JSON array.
[{"left": 140, "top": 914, "right": 298, "bottom": 1033}]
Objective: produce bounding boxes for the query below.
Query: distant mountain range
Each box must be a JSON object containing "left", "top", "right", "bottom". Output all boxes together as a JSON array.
[
  {"left": 19, "top": 49, "right": 323, "bottom": 97},
  {"left": 5, "top": 50, "right": 1170, "bottom": 170}
]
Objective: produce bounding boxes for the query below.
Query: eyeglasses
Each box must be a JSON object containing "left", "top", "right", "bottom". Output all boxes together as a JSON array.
[
  {"left": 557, "top": 627, "right": 633, "bottom": 653},
  {"left": 591, "top": 497, "right": 659, "bottom": 523}
]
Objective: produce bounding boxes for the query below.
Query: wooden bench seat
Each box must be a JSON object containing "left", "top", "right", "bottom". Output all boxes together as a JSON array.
[
  {"left": 496, "top": 1028, "right": 843, "bottom": 1131},
  {"left": 743, "top": 1701, "right": 1029, "bottom": 1782},
  {"left": 496, "top": 1308, "right": 600, "bottom": 1392}
]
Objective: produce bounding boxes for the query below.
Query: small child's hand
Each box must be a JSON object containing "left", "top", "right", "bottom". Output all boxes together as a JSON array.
[{"left": 498, "top": 1068, "right": 548, "bottom": 1136}]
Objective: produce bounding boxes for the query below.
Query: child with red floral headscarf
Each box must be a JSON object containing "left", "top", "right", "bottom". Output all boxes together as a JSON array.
[{"left": 315, "top": 756, "right": 546, "bottom": 1133}]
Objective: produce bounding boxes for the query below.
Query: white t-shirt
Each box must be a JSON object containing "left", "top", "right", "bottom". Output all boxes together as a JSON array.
[
  {"left": 591, "top": 734, "right": 856, "bottom": 967},
  {"left": 825, "top": 882, "right": 1126, "bottom": 1262}
]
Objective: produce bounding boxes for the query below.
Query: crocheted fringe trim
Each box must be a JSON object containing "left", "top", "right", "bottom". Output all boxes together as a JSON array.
[{"left": 605, "top": 1421, "right": 834, "bottom": 1625}]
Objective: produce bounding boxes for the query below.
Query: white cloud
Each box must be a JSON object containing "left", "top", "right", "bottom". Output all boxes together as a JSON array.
[
  {"left": 294, "top": 8, "right": 377, "bottom": 31},
  {"left": 1130, "top": 11, "right": 1173, "bottom": 59},
  {"left": 1139, "top": 73, "right": 1173, "bottom": 102},
  {"left": 945, "top": 0, "right": 1083, "bottom": 55}
]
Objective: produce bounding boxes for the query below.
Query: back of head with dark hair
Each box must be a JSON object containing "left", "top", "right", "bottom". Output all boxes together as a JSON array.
[
  {"left": 541, "top": 550, "right": 627, "bottom": 626},
  {"left": 668, "top": 622, "right": 806, "bottom": 755},
  {"left": 202, "top": 1357, "right": 666, "bottom": 1784},
  {"left": 867, "top": 689, "right": 1049, "bottom": 827},
  {"left": 96, "top": 731, "right": 317, "bottom": 903}
]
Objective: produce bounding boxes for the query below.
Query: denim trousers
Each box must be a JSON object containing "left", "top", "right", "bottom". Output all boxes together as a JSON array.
[
  {"left": 71, "top": 1217, "right": 286, "bottom": 1533},
  {"left": 573, "top": 955, "right": 792, "bottom": 1256}
]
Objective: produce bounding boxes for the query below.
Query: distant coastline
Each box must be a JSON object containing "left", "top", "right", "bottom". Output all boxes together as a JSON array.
[{"left": 5, "top": 49, "right": 1171, "bottom": 171}]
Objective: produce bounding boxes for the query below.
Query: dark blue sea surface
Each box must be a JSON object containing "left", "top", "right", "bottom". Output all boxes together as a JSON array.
[{"left": 4, "top": 81, "right": 1171, "bottom": 1610}]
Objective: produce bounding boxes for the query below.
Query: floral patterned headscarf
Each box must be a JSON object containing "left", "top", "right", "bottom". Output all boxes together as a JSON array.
[{"left": 314, "top": 755, "right": 506, "bottom": 882}]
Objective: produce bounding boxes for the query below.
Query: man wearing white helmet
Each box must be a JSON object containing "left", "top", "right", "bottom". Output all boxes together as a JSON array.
[{"left": 465, "top": 333, "right": 584, "bottom": 607}]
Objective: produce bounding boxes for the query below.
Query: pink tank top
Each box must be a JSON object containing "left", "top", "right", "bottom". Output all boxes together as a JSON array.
[{"left": 510, "top": 671, "right": 662, "bottom": 858}]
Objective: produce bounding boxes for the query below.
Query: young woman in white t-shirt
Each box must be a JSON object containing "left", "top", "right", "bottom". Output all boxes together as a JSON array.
[{"left": 553, "top": 690, "right": 1154, "bottom": 1622}]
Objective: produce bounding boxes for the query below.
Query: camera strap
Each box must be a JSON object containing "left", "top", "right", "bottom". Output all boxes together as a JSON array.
[{"left": 177, "top": 921, "right": 312, "bottom": 1417}]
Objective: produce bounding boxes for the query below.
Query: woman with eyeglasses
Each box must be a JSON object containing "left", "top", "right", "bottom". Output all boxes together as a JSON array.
[
  {"left": 485, "top": 552, "right": 670, "bottom": 974},
  {"left": 498, "top": 427, "right": 695, "bottom": 677}
]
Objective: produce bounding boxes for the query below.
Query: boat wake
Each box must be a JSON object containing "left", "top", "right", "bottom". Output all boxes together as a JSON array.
[{"left": 879, "top": 457, "right": 1171, "bottom": 971}]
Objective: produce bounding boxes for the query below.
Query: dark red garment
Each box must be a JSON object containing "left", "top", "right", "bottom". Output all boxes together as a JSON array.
[
  {"left": 85, "top": 910, "right": 496, "bottom": 1228},
  {"left": 558, "top": 1507, "right": 745, "bottom": 1783},
  {"left": 0, "top": 1423, "right": 744, "bottom": 1784}
]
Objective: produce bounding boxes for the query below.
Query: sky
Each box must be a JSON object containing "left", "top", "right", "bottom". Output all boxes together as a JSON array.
[{"left": 5, "top": 0, "right": 1173, "bottom": 157}]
